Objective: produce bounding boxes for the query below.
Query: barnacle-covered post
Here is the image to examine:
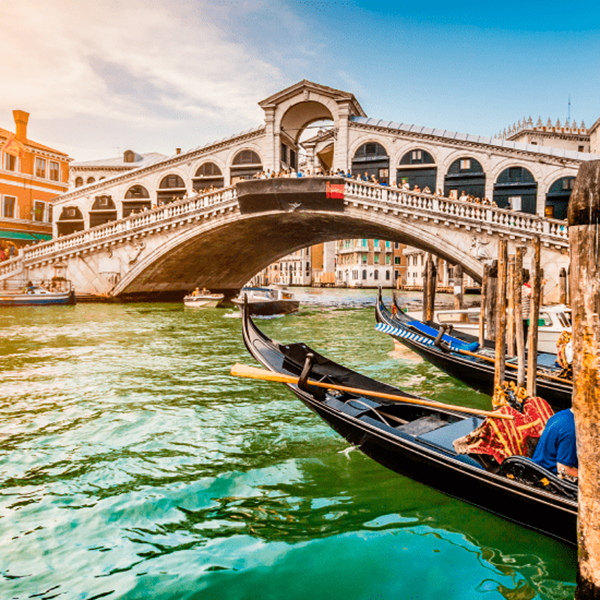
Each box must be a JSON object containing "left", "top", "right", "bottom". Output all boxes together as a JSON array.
[{"left": 569, "top": 160, "right": 600, "bottom": 599}]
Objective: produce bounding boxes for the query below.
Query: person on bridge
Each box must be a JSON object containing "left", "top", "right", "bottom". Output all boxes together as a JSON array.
[
  {"left": 459, "top": 191, "right": 468, "bottom": 202},
  {"left": 532, "top": 408, "right": 578, "bottom": 482}
]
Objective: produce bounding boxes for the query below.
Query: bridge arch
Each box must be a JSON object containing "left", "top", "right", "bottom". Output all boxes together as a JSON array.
[
  {"left": 57, "top": 205, "right": 85, "bottom": 236},
  {"left": 493, "top": 165, "right": 538, "bottom": 213},
  {"left": 111, "top": 197, "right": 486, "bottom": 299},
  {"left": 192, "top": 161, "right": 225, "bottom": 191},
  {"left": 545, "top": 175, "right": 575, "bottom": 220},
  {"left": 397, "top": 147, "right": 437, "bottom": 192},
  {"left": 123, "top": 185, "right": 151, "bottom": 217},
  {"left": 230, "top": 148, "right": 263, "bottom": 182},
  {"left": 157, "top": 173, "right": 187, "bottom": 204},
  {"left": 443, "top": 156, "right": 486, "bottom": 199},
  {"left": 350, "top": 140, "right": 390, "bottom": 182}
]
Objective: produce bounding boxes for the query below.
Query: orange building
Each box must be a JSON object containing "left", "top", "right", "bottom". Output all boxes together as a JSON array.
[{"left": 0, "top": 110, "right": 70, "bottom": 250}]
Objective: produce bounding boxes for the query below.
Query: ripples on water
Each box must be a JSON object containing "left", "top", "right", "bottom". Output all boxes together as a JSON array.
[{"left": 0, "top": 291, "right": 576, "bottom": 599}]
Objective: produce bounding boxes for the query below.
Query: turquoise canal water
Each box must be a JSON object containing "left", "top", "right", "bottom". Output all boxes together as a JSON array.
[{"left": 1, "top": 289, "right": 576, "bottom": 599}]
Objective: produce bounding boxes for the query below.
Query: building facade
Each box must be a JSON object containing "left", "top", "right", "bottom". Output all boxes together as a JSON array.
[{"left": 0, "top": 110, "right": 70, "bottom": 249}]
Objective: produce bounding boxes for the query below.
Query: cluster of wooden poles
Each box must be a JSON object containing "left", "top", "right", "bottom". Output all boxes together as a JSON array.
[{"left": 420, "top": 238, "right": 571, "bottom": 394}]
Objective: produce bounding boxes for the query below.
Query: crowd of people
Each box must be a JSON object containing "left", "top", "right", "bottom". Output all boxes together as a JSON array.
[{"left": 0, "top": 244, "right": 18, "bottom": 262}]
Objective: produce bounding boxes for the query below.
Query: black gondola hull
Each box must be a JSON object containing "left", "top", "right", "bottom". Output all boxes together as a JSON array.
[
  {"left": 375, "top": 293, "right": 572, "bottom": 410},
  {"left": 240, "top": 306, "right": 577, "bottom": 545}
]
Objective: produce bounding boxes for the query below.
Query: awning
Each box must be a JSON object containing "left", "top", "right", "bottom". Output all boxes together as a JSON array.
[{"left": 0, "top": 230, "right": 52, "bottom": 242}]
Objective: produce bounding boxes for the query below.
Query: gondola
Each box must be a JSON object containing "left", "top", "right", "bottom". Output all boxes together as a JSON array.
[
  {"left": 375, "top": 289, "right": 572, "bottom": 410},
  {"left": 238, "top": 302, "right": 577, "bottom": 545}
]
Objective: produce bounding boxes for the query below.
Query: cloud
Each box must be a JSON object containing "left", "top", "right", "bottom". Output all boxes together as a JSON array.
[{"left": 0, "top": 0, "right": 321, "bottom": 158}]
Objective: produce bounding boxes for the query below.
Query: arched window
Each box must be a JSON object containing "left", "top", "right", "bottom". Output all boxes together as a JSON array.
[
  {"left": 545, "top": 176, "right": 575, "bottom": 220},
  {"left": 374, "top": 269, "right": 379, "bottom": 280},
  {"left": 57, "top": 206, "right": 84, "bottom": 236},
  {"left": 352, "top": 142, "right": 390, "bottom": 183},
  {"left": 231, "top": 150, "right": 262, "bottom": 183},
  {"left": 362, "top": 269, "right": 367, "bottom": 280},
  {"left": 123, "top": 185, "right": 151, "bottom": 217},
  {"left": 233, "top": 150, "right": 261, "bottom": 165},
  {"left": 158, "top": 174, "right": 186, "bottom": 204},
  {"left": 493, "top": 167, "right": 537, "bottom": 214},
  {"left": 124, "top": 150, "right": 136, "bottom": 163},
  {"left": 192, "top": 162, "right": 224, "bottom": 192},
  {"left": 86, "top": 177, "right": 95, "bottom": 184},
  {"left": 75, "top": 177, "right": 83, "bottom": 188},
  {"left": 444, "top": 157, "right": 485, "bottom": 199},
  {"left": 386, "top": 270, "right": 390, "bottom": 280},
  {"left": 397, "top": 150, "right": 436, "bottom": 191},
  {"left": 89, "top": 195, "right": 118, "bottom": 228}
]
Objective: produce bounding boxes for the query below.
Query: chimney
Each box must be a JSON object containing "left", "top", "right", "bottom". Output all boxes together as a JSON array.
[
  {"left": 176, "top": 148, "right": 181, "bottom": 155},
  {"left": 13, "top": 110, "right": 30, "bottom": 141}
]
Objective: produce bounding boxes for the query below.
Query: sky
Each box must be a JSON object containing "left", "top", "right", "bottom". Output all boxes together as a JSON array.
[{"left": 1, "top": 0, "right": 599, "bottom": 161}]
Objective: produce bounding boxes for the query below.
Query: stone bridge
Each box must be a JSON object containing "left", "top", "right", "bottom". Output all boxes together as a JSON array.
[{"left": 0, "top": 178, "right": 569, "bottom": 301}]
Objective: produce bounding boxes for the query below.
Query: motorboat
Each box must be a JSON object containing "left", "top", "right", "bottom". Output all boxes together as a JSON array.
[
  {"left": 232, "top": 287, "right": 299, "bottom": 316},
  {"left": 235, "top": 301, "right": 577, "bottom": 545},
  {"left": 406, "top": 305, "right": 571, "bottom": 354},
  {"left": 376, "top": 290, "right": 571, "bottom": 410},
  {"left": 0, "top": 282, "right": 76, "bottom": 307},
  {"left": 183, "top": 289, "right": 224, "bottom": 308}
]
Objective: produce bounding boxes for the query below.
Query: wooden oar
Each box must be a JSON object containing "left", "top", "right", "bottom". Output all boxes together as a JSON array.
[
  {"left": 451, "top": 347, "right": 571, "bottom": 384},
  {"left": 231, "top": 363, "right": 514, "bottom": 420}
]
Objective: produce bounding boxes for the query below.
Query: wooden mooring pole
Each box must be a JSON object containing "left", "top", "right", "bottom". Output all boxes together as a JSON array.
[
  {"left": 453, "top": 264, "right": 464, "bottom": 311},
  {"left": 479, "top": 263, "right": 490, "bottom": 347},
  {"left": 423, "top": 253, "right": 437, "bottom": 322},
  {"left": 526, "top": 237, "right": 542, "bottom": 398},
  {"left": 506, "top": 255, "right": 516, "bottom": 357},
  {"left": 486, "top": 260, "right": 498, "bottom": 340},
  {"left": 513, "top": 247, "right": 526, "bottom": 388},
  {"left": 494, "top": 240, "right": 508, "bottom": 389},
  {"left": 569, "top": 161, "right": 600, "bottom": 599},
  {"left": 559, "top": 267, "right": 568, "bottom": 305}
]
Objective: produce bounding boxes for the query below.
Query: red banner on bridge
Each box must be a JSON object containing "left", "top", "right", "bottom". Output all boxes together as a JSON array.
[{"left": 326, "top": 182, "right": 344, "bottom": 200}]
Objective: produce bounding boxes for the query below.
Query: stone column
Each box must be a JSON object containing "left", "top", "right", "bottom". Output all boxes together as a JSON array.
[
  {"left": 263, "top": 107, "right": 276, "bottom": 172},
  {"left": 568, "top": 160, "right": 600, "bottom": 599},
  {"left": 333, "top": 102, "right": 350, "bottom": 172}
]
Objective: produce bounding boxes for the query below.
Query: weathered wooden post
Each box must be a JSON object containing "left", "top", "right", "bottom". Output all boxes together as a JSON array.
[
  {"left": 479, "top": 263, "right": 490, "bottom": 347},
  {"left": 423, "top": 253, "right": 436, "bottom": 322},
  {"left": 526, "top": 237, "right": 542, "bottom": 398},
  {"left": 453, "top": 264, "right": 464, "bottom": 311},
  {"left": 514, "top": 247, "right": 526, "bottom": 388},
  {"left": 559, "top": 267, "right": 568, "bottom": 305},
  {"left": 506, "top": 255, "right": 516, "bottom": 357},
  {"left": 494, "top": 240, "right": 508, "bottom": 389},
  {"left": 569, "top": 160, "right": 600, "bottom": 599},
  {"left": 422, "top": 253, "right": 430, "bottom": 322},
  {"left": 486, "top": 260, "right": 498, "bottom": 340}
]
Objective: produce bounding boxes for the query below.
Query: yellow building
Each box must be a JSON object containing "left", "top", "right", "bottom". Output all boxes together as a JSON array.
[{"left": 0, "top": 110, "right": 70, "bottom": 250}]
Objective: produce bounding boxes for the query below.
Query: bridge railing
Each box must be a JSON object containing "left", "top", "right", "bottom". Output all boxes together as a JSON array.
[
  {"left": 345, "top": 180, "right": 568, "bottom": 243},
  {"left": 22, "top": 186, "right": 238, "bottom": 263}
]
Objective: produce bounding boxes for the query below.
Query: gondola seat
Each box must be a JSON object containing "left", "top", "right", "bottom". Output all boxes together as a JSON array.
[
  {"left": 499, "top": 455, "right": 578, "bottom": 500},
  {"left": 416, "top": 417, "right": 486, "bottom": 468}
]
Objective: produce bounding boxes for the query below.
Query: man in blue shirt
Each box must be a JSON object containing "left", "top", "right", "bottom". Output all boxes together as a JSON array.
[{"left": 532, "top": 408, "right": 578, "bottom": 481}]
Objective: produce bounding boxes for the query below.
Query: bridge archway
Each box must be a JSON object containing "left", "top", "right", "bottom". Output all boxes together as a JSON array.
[
  {"left": 192, "top": 162, "right": 224, "bottom": 192},
  {"left": 112, "top": 198, "right": 485, "bottom": 299},
  {"left": 124, "top": 185, "right": 151, "bottom": 216},
  {"left": 397, "top": 149, "right": 437, "bottom": 192},
  {"left": 57, "top": 206, "right": 85, "bottom": 236},
  {"left": 89, "top": 195, "right": 117, "bottom": 227},
  {"left": 230, "top": 150, "right": 262, "bottom": 183},
  {"left": 545, "top": 176, "right": 574, "bottom": 219},
  {"left": 158, "top": 174, "right": 186, "bottom": 204},
  {"left": 351, "top": 141, "right": 390, "bottom": 183},
  {"left": 444, "top": 157, "right": 486, "bottom": 199},
  {"left": 493, "top": 166, "right": 537, "bottom": 213}
]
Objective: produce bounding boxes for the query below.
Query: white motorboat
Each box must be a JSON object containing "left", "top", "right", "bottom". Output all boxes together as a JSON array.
[
  {"left": 406, "top": 304, "right": 571, "bottom": 354},
  {"left": 232, "top": 287, "right": 299, "bottom": 316},
  {"left": 0, "top": 281, "right": 76, "bottom": 307},
  {"left": 183, "top": 289, "right": 224, "bottom": 308}
]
